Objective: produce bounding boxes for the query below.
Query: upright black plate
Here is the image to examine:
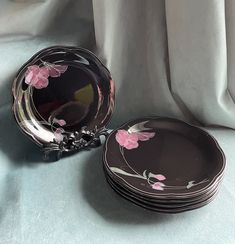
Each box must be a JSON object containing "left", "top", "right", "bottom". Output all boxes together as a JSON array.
[{"left": 12, "top": 46, "right": 115, "bottom": 159}]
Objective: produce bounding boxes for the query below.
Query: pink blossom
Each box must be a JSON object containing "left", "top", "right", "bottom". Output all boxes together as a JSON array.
[
  {"left": 115, "top": 129, "right": 156, "bottom": 150},
  {"left": 109, "top": 79, "right": 115, "bottom": 112},
  {"left": 135, "top": 132, "right": 155, "bottom": 141},
  {"left": 47, "top": 64, "right": 68, "bottom": 77},
  {"left": 25, "top": 63, "right": 68, "bottom": 89},
  {"left": 151, "top": 182, "right": 165, "bottom": 191},
  {"left": 115, "top": 130, "right": 139, "bottom": 150},
  {"left": 57, "top": 119, "right": 66, "bottom": 126},
  {"left": 152, "top": 174, "right": 166, "bottom": 181},
  {"left": 53, "top": 118, "right": 66, "bottom": 126},
  {"left": 110, "top": 79, "right": 115, "bottom": 96},
  {"left": 54, "top": 128, "right": 64, "bottom": 142},
  {"left": 25, "top": 65, "right": 49, "bottom": 89}
]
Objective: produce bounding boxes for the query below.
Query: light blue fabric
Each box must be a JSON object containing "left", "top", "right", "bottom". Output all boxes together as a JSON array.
[
  {"left": 0, "top": 0, "right": 235, "bottom": 243},
  {"left": 0, "top": 104, "right": 235, "bottom": 244}
]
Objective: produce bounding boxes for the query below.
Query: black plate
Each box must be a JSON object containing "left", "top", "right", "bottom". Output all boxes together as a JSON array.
[
  {"left": 106, "top": 175, "right": 219, "bottom": 213},
  {"left": 104, "top": 167, "right": 223, "bottom": 205},
  {"left": 103, "top": 160, "right": 224, "bottom": 202},
  {"left": 103, "top": 117, "right": 225, "bottom": 198},
  {"left": 105, "top": 170, "right": 221, "bottom": 208},
  {"left": 12, "top": 46, "right": 115, "bottom": 159}
]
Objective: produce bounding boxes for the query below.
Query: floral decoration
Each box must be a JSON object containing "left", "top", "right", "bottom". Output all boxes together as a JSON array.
[
  {"left": 148, "top": 173, "right": 166, "bottom": 191},
  {"left": 115, "top": 129, "right": 155, "bottom": 150},
  {"left": 52, "top": 118, "right": 66, "bottom": 126},
  {"left": 116, "top": 130, "right": 139, "bottom": 149},
  {"left": 50, "top": 118, "right": 67, "bottom": 142},
  {"left": 108, "top": 79, "right": 115, "bottom": 113},
  {"left": 151, "top": 182, "right": 166, "bottom": 191},
  {"left": 25, "top": 62, "right": 68, "bottom": 89},
  {"left": 110, "top": 120, "right": 209, "bottom": 191},
  {"left": 54, "top": 128, "right": 65, "bottom": 143},
  {"left": 25, "top": 65, "right": 49, "bottom": 89}
]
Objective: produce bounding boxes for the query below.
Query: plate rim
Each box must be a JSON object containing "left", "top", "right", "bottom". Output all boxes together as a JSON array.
[
  {"left": 12, "top": 45, "right": 114, "bottom": 150},
  {"left": 103, "top": 116, "right": 226, "bottom": 198}
]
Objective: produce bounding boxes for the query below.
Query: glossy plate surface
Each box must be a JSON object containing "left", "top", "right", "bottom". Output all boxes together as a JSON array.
[
  {"left": 103, "top": 161, "right": 224, "bottom": 202},
  {"left": 104, "top": 169, "right": 223, "bottom": 205},
  {"left": 106, "top": 175, "right": 219, "bottom": 214},
  {"left": 12, "top": 46, "right": 114, "bottom": 156},
  {"left": 103, "top": 117, "right": 225, "bottom": 198}
]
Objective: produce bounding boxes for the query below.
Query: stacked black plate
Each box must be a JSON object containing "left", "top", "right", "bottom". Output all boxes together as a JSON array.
[{"left": 103, "top": 117, "right": 225, "bottom": 213}]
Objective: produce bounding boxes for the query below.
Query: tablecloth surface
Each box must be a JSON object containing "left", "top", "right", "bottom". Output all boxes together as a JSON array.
[{"left": 0, "top": 105, "right": 234, "bottom": 244}]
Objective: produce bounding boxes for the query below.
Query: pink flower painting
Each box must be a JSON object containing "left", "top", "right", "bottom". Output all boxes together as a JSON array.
[
  {"left": 151, "top": 182, "right": 165, "bottom": 191},
  {"left": 52, "top": 118, "right": 66, "bottom": 127},
  {"left": 108, "top": 79, "right": 115, "bottom": 114},
  {"left": 54, "top": 128, "right": 65, "bottom": 143},
  {"left": 47, "top": 63, "right": 68, "bottom": 77},
  {"left": 112, "top": 121, "right": 208, "bottom": 192},
  {"left": 115, "top": 129, "right": 155, "bottom": 150},
  {"left": 135, "top": 132, "right": 155, "bottom": 141},
  {"left": 25, "top": 65, "right": 49, "bottom": 89},
  {"left": 150, "top": 173, "right": 166, "bottom": 191},
  {"left": 115, "top": 130, "right": 139, "bottom": 150},
  {"left": 151, "top": 174, "right": 166, "bottom": 181},
  {"left": 25, "top": 63, "right": 68, "bottom": 89}
]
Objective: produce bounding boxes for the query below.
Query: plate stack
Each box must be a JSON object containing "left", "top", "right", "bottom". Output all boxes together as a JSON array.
[{"left": 102, "top": 117, "right": 225, "bottom": 213}]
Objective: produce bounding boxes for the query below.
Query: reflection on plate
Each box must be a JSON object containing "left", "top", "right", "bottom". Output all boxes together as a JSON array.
[{"left": 13, "top": 46, "right": 115, "bottom": 160}]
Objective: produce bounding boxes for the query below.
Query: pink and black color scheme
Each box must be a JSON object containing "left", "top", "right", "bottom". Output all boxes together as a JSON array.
[
  {"left": 103, "top": 117, "right": 225, "bottom": 213},
  {"left": 12, "top": 46, "right": 115, "bottom": 160}
]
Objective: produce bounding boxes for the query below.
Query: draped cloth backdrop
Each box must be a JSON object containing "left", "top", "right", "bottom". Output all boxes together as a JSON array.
[
  {"left": 0, "top": 0, "right": 235, "bottom": 129},
  {"left": 1, "top": 1, "right": 235, "bottom": 244}
]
